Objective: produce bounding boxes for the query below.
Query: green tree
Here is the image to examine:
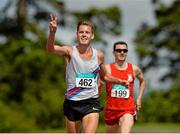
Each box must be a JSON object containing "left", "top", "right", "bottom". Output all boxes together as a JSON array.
[
  {"left": 134, "top": 0, "right": 180, "bottom": 82},
  {"left": 134, "top": 0, "right": 180, "bottom": 123},
  {"left": 0, "top": 0, "right": 123, "bottom": 132},
  {"left": 138, "top": 82, "right": 180, "bottom": 122}
]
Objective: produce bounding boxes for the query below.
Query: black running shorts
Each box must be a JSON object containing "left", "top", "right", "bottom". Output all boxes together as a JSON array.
[{"left": 63, "top": 98, "right": 102, "bottom": 121}]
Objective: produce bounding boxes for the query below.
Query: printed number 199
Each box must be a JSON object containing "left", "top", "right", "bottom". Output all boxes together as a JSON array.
[{"left": 115, "top": 90, "right": 127, "bottom": 98}]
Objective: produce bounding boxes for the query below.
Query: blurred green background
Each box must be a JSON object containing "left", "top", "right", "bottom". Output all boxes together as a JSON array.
[{"left": 0, "top": 0, "right": 179, "bottom": 133}]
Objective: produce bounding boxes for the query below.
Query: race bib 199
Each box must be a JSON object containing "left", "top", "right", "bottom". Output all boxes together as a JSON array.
[
  {"left": 75, "top": 73, "right": 96, "bottom": 88},
  {"left": 111, "top": 84, "right": 130, "bottom": 98}
]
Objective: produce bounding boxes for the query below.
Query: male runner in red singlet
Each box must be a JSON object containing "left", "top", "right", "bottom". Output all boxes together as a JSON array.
[{"left": 104, "top": 41, "right": 146, "bottom": 133}]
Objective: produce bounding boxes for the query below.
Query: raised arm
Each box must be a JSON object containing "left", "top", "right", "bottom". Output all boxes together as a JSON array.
[
  {"left": 133, "top": 65, "right": 146, "bottom": 110},
  {"left": 98, "top": 51, "right": 129, "bottom": 86},
  {"left": 47, "top": 14, "right": 71, "bottom": 56}
]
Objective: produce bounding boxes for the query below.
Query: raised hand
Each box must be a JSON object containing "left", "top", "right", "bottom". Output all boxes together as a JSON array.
[{"left": 49, "top": 14, "right": 57, "bottom": 33}]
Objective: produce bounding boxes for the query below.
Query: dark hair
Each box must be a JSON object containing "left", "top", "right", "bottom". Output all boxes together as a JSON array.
[
  {"left": 113, "top": 41, "right": 128, "bottom": 51},
  {"left": 77, "top": 20, "right": 94, "bottom": 33}
]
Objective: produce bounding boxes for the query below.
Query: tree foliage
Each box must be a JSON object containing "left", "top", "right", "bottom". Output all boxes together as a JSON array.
[
  {"left": 138, "top": 81, "right": 180, "bottom": 123},
  {"left": 0, "top": 0, "right": 122, "bottom": 132},
  {"left": 134, "top": 0, "right": 180, "bottom": 82},
  {"left": 134, "top": 0, "right": 180, "bottom": 123}
]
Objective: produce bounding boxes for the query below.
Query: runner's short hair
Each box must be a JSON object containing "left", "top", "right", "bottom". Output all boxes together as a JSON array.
[
  {"left": 113, "top": 41, "right": 128, "bottom": 51},
  {"left": 77, "top": 20, "right": 94, "bottom": 33}
]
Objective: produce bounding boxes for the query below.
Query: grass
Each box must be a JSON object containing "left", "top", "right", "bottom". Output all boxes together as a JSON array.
[
  {"left": 49, "top": 123, "right": 180, "bottom": 133},
  {"left": 132, "top": 123, "right": 180, "bottom": 133}
]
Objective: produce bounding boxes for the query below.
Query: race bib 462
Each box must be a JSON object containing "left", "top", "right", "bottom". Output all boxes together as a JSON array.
[{"left": 76, "top": 73, "right": 96, "bottom": 88}]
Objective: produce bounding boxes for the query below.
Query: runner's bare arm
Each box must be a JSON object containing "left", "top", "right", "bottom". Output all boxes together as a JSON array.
[
  {"left": 98, "top": 64, "right": 111, "bottom": 96},
  {"left": 133, "top": 65, "right": 146, "bottom": 110},
  {"left": 47, "top": 14, "right": 72, "bottom": 56},
  {"left": 98, "top": 78, "right": 105, "bottom": 97},
  {"left": 98, "top": 51, "right": 128, "bottom": 86}
]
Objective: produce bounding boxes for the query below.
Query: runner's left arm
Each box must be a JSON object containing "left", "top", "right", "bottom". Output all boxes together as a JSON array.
[
  {"left": 98, "top": 51, "right": 129, "bottom": 86},
  {"left": 134, "top": 65, "right": 146, "bottom": 110}
]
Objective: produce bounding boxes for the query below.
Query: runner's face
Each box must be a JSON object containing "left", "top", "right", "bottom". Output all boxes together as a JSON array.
[
  {"left": 77, "top": 25, "right": 94, "bottom": 46},
  {"left": 113, "top": 44, "right": 128, "bottom": 61}
]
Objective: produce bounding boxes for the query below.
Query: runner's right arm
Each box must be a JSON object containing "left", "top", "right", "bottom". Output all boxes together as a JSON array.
[{"left": 47, "top": 14, "right": 72, "bottom": 56}]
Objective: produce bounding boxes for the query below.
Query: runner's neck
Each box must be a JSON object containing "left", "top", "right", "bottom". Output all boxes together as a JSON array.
[
  {"left": 76, "top": 45, "right": 93, "bottom": 60},
  {"left": 114, "top": 61, "right": 127, "bottom": 70}
]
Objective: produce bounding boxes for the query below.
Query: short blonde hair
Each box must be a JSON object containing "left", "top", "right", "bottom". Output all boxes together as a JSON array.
[{"left": 77, "top": 20, "right": 94, "bottom": 33}]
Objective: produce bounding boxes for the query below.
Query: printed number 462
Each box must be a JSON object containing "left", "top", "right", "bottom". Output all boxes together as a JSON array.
[{"left": 79, "top": 79, "right": 92, "bottom": 86}]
